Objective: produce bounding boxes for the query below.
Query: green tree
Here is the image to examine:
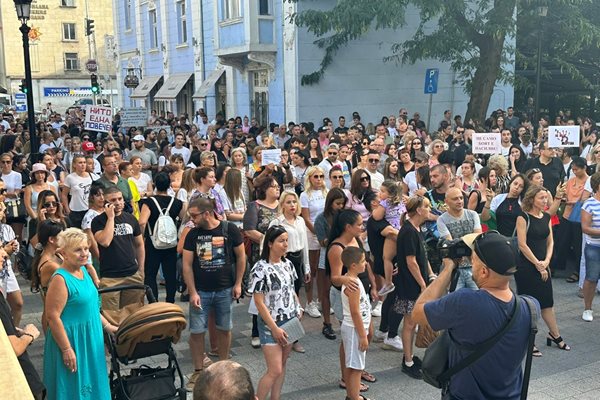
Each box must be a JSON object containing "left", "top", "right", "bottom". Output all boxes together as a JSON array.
[
  {"left": 290, "top": 0, "right": 518, "bottom": 125},
  {"left": 516, "top": 0, "right": 600, "bottom": 118}
]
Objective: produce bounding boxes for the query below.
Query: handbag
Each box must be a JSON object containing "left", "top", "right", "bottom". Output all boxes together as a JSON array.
[
  {"left": 279, "top": 316, "right": 305, "bottom": 344},
  {"left": 422, "top": 295, "right": 521, "bottom": 389},
  {"left": 415, "top": 322, "right": 440, "bottom": 348},
  {"left": 5, "top": 198, "right": 26, "bottom": 220},
  {"left": 567, "top": 201, "right": 583, "bottom": 223}
]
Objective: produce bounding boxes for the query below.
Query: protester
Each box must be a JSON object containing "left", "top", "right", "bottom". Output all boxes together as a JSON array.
[
  {"left": 43, "top": 228, "right": 115, "bottom": 400},
  {"left": 61, "top": 155, "right": 94, "bottom": 229},
  {"left": 250, "top": 226, "right": 302, "bottom": 400}
]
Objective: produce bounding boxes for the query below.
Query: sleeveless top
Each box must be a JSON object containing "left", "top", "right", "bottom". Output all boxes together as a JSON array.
[{"left": 325, "top": 241, "right": 369, "bottom": 291}]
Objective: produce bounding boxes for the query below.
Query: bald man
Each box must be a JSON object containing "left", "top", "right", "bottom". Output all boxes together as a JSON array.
[
  {"left": 436, "top": 187, "right": 482, "bottom": 290},
  {"left": 193, "top": 360, "right": 256, "bottom": 400}
]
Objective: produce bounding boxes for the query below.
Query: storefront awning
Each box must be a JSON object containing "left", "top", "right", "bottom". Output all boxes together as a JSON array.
[
  {"left": 193, "top": 67, "right": 225, "bottom": 99},
  {"left": 153, "top": 73, "right": 192, "bottom": 101},
  {"left": 130, "top": 75, "right": 163, "bottom": 99}
]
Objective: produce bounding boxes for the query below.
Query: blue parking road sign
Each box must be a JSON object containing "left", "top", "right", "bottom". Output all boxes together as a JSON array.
[
  {"left": 14, "top": 93, "right": 27, "bottom": 112},
  {"left": 424, "top": 68, "right": 439, "bottom": 94}
]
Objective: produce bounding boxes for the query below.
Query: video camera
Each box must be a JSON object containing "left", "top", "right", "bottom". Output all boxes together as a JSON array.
[{"left": 437, "top": 238, "right": 472, "bottom": 260}]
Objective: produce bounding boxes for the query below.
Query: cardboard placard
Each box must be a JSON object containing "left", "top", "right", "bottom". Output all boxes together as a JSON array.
[
  {"left": 472, "top": 132, "right": 501, "bottom": 154},
  {"left": 548, "top": 125, "right": 580, "bottom": 147},
  {"left": 84, "top": 105, "right": 112, "bottom": 133}
]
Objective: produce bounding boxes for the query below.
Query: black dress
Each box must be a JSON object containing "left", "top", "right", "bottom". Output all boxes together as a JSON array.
[{"left": 515, "top": 211, "right": 554, "bottom": 309}]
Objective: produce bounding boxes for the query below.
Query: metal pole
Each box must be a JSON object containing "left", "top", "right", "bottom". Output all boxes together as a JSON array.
[
  {"left": 20, "top": 23, "right": 38, "bottom": 163},
  {"left": 534, "top": 25, "right": 542, "bottom": 124},
  {"left": 85, "top": 0, "right": 96, "bottom": 105},
  {"left": 426, "top": 93, "right": 433, "bottom": 132}
]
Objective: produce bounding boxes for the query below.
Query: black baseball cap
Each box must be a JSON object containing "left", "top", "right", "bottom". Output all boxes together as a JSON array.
[{"left": 461, "top": 231, "right": 517, "bottom": 275}]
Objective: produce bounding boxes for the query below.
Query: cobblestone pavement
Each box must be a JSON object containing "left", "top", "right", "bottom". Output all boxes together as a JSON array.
[{"left": 18, "top": 273, "right": 600, "bottom": 399}]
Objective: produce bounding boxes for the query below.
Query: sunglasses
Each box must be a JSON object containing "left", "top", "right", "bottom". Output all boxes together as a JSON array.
[
  {"left": 368, "top": 159, "right": 379, "bottom": 163},
  {"left": 331, "top": 175, "right": 344, "bottom": 180},
  {"left": 43, "top": 201, "right": 58, "bottom": 208},
  {"left": 360, "top": 176, "right": 370, "bottom": 182},
  {"left": 199, "top": 143, "right": 208, "bottom": 146},
  {"left": 0, "top": 160, "right": 11, "bottom": 164},
  {"left": 328, "top": 152, "right": 338, "bottom": 156},
  {"left": 312, "top": 175, "right": 324, "bottom": 179}
]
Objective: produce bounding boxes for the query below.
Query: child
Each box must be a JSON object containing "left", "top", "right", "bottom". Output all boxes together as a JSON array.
[
  {"left": 341, "top": 246, "right": 373, "bottom": 400},
  {"left": 372, "top": 180, "right": 406, "bottom": 295}
]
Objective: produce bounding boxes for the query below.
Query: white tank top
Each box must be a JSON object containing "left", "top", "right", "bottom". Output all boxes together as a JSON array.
[{"left": 341, "top": 276, "right": 371, "bottom": 329}]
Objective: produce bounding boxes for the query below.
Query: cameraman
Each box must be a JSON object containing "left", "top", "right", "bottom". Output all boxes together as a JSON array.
[{"left": 412, "top": 231, "right": 540, "bottom": 400}]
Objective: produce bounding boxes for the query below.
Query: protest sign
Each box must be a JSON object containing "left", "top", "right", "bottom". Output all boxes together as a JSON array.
[
  {"left": 261, "top": 148, "right": 282, "bottom": 166},
  {"left": 472, "top": 132, "right": 501, "bottom": 154},
  {"left": 150, "top": 125, "right": 172, "bottom": 134},
  {"left": 120, "top": 107, "right": 147, "bottom": 127},
  {"left": 549, "top": 125, "right": 580, "bottom": 147},
  {"left": 84, "top": 105, "right": 112, "bottom": 133}
]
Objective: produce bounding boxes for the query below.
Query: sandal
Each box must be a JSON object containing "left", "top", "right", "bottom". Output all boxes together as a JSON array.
[
  {"left": 532, "top": 346, "right": 542, "bottom": 357},
  {"left": 546, "top": 333, "right": 571, "bottom": 351},
  {"left": 339, "top": 379, "right": 369, "bottom": 392},
  {"left": 360, "top": 370, "right": 377, "bottom": 383},
  {"left": 566, "top": 273, "right": 579, "bottom": 283}
]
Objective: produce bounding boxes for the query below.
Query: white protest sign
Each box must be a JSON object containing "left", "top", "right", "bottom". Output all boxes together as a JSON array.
[
  {"left": 150, "top": 125, "right": 172, "bottom": 133},
  {"left": 472, "top": 132, "right": 501, "bottom": 154},
  {"left": 120, "top": 107, "right": 147, "bottom": 127},
  {"left": 261, "top": 148, "right": 282, "bottom": 166},
  {"left": 84, "top": 105, "right": 112, "bottom": 133},
  {"left": 549, "top": 125, "right": 580, "bottom": 147}
]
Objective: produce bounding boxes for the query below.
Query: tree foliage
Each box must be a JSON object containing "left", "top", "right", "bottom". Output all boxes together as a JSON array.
[{"left": 516, "top": 0, "right": 600, "bottom": 98}]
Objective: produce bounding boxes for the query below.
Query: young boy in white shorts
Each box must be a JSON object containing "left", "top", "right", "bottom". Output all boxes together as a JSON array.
[{"left": 341, "top": 247, "right": 373, "bottom": 400}]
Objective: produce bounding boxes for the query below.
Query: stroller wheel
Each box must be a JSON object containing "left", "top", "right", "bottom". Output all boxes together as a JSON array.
[{"left": 178, "top": 388, "right": 187, "bottom": 400}]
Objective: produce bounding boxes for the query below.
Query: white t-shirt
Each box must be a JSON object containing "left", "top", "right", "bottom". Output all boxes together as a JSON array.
[
  {"left": 64, "top": 172, "right": 93, "bottom": 212},
  {"left": 300, "top": 189, "right": 327, "bottom": 225},
  {"left": 129, "top": 174, "right": 152, "bottom": 196},
  {"left": 404, "top": 171, "right": 419, "bottom": 196},
  {"left": 171, "top": 146, "right": 191, "bottom": 165},
  {"left": 81, "top": 209, "right": 102, "bottom": 230},
  {"left": 1, "top": 171, "right": 22, "bottom": 199},
  {"left": 366, "top": 169, "right": 384, "bottom": 191}
]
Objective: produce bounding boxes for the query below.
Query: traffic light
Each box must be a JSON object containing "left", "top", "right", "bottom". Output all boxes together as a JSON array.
[
  {"left": 90, "top": 74, "right": 100, "bottom": 94},
  {"left": 19, "top": 79, "right": 28, "bottom": 94},
  {"left": 85, "top": 18, "right": 95, "bottom": 36}
]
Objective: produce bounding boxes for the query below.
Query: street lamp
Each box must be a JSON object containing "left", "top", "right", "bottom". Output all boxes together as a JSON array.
[
  {"left": 13, "top": 0, "right": 39, "bottom": 163},
  {"left": 534, "top": 5, "right": 548, "bottom": 124}
]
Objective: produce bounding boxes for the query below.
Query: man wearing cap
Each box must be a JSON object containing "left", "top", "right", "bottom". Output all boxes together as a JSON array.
[
  {"left": 413, "top": 231, "right": 540, "bottom": 400},
  {"left": 128, "top": 133, "right": 157, "bottom": 177},
  {"left": 318, "top": 143, "right": 341, "bottom": 189}
]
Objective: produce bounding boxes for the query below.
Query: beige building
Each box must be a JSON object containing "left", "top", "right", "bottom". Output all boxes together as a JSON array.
[{"left": 0, "top": 0, "right": 118, "bottom": 112}]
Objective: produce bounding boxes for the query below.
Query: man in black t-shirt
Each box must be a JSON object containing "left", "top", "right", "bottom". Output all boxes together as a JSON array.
[
  {"left": 92, "top": 186, "right": 145, "bottom": 311},
  {"left": 183, "top": 197, "right": 246, "bottom": 391},
  {"left": 524, "top": 140, "right": 564, "bottom": 196}
]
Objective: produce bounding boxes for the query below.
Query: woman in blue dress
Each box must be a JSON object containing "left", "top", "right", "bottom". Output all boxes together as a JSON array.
[{"left": 43, "top": 228, "right": 116, "bottom": 400}]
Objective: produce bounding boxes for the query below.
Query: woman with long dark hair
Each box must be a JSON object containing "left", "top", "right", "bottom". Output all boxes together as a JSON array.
[
  {"left": 481, "top": 174, "right": 529, "bottom": 237},
  {"left": 326, "top": 209, "right": 378, "bottom": 392},
  {"left": 250, "top": 226, "right": 303, "bottom": 400}
]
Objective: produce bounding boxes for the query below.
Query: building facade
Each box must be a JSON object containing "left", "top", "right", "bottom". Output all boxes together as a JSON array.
[
  {"left": 0, "top": 0, "right": 118, "bottom": 113},
  {"left": 115, "top": 0, "right": 514, "bottom": 127}
]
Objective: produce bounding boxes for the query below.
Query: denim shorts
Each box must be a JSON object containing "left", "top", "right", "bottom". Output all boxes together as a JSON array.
[
  {"left": 585, "top": 244, "right": 600, "bottom": 282},
  {"left": 257, "top": 315, "right": 289, "bottom": 346},
  {"left": 189, "top": 287, "right": 233, "bottom": 334}
]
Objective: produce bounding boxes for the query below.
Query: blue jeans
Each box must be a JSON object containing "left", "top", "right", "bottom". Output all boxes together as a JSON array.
[
  {"left": 584, "top": 243, "right": 600, "bottom": 282},
  {"left": 455, "top": 267, "right": 478, "bottom": 290},
  {"left": 189, "top": 287, "right": 233, "bottom": 334}
]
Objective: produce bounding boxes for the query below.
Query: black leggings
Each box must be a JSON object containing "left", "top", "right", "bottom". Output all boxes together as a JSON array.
[
  {"left": 379, "top": 282, "right": 404, "bottom": 339},
  {"left": 144, "top": 243, "right": 177, "bottom": 303}
]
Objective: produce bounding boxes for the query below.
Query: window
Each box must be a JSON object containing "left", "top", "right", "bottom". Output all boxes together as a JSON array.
[
  {"left": 149, "top": 9, "right": 158, "bottom": 48},
  {"left": 223, "top": 0, "right": 240, "bottom": 20},
  {"left": 64, "top": 53, "right": 79, "bottom": 71},
  {"left": 61, "top": 0, "right": 75, "bottom": 6},
  {"left": 124, "top": 0, "right": 132, "bottom": 30},
  {"left": 62, "top": 23, "right": 76, "bottom": 41},
  {"left": 177, "top": 1, "right": 187, "bottom": 44},
  {"left": 259, "top": 0, "right": 271, "bottom": 16}
]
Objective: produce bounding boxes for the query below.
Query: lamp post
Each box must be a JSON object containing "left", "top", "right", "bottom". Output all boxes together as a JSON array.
[
  {"left": 534, "top": 5, "right": 548, "bottom": 124},
  {"left": 13, "top": 0, "right": 39, "bottom": 163}
]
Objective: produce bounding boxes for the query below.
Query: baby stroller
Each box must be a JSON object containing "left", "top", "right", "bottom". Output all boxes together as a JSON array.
[{"left": 99, "top": 284, "right": 187, "bottom": 400}]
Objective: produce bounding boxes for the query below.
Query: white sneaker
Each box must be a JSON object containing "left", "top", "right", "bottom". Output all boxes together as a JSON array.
[
  {"left": 305, "top": 301, "right": 322, "bottom": 318},
  {"left": 373, "top": 330, "right": 387, "bottom": 343},
  {"left": 382, "top": 335, "right": 404, "bottom": 352},
  {"left": 371, "top": 301, "right": 382, "bottom": 317},
  {"left": 329, "top": 307, "right": 335, "bottom": 315},
  {"left": 583, "top": 309, "right": 594, "bottom": 322},
  {"left": 251, "top": 337, "right": 261, "bottom": 348},
  {"left": 378, "top": 283, "right": 395, "bottom": 296}
]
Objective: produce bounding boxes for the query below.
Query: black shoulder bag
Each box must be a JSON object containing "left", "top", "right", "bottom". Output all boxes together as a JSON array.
[{"left": 422, "top": 295, "right": 521, "bottom": 390}]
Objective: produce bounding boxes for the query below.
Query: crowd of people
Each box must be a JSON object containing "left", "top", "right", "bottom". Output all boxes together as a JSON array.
[{"left": 0, "top": 103, "right": 597, "bottom": 399}]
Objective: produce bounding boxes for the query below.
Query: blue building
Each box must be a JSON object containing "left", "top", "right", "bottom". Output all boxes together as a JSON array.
[{"left": 114, "top": 0, "right": 514, "bottom": 126}]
